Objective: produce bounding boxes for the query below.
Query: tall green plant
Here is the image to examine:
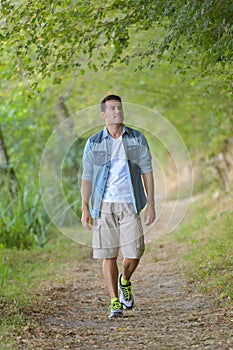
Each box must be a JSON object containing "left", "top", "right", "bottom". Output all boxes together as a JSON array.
[
  {"left": 0, "top": 257, "right": 9, "bottom": 288},
  {"left": 0, "top": 185, "right": 51, "bottom": 249}
]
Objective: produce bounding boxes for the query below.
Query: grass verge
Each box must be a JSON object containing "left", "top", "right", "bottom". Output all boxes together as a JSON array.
[
  {"left": 171, "top": 190, "right": 233, "bottom": 303},
  {"left": 0, "top": 231, "right": 92, "bottom": 349}
]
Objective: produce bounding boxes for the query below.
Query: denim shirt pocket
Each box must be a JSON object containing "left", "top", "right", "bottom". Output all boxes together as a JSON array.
[
  {"left": 93, "top": 151, "right": 106, "bottom": 166},
  {"left": 126, "top": 145, "right": 139, "bottom": 163}
]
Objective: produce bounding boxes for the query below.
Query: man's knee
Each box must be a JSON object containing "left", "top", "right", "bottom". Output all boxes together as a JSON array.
[{"left": 103, "top": 257, "right": 117, "bottom": 265}]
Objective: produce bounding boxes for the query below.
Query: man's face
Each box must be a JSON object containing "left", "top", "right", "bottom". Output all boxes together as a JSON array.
[{"left": 101, "top": 100, "right": 124, "bottom": 125}]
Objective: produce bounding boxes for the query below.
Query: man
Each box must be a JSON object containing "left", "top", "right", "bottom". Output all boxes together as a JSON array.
[{"left": 81, "top": 94, "right": 155, "bottom": 318}]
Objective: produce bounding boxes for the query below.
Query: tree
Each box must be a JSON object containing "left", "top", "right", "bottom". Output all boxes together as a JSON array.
[{"left": 0, "top": 0, "right": 232, "bottom": 87}]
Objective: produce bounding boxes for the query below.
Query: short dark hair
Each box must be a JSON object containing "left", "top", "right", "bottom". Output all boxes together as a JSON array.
[{"left": 100, "top": 94, "right": 122, "bottom": 112}]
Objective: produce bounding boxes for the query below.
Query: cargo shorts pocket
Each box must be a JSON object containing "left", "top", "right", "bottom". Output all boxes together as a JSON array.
[
  {"left": 92, "top": 225, "right": 102, "bottom": 249},
  {"left": 136, "top": 234, "right": 145, "bottom": 253}
]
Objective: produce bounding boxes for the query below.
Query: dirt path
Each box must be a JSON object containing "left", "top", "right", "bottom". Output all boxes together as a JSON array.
[{"left": 14, "top": 235, "right": 233, "bottom": 350}]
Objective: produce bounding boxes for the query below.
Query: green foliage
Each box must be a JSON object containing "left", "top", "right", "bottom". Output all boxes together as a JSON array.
[
  {"left": 0, "top": 0, "right": 232, "bottom": 86},
  {"left": 158, "top": 1, "right": 233, "bottom": 66}
]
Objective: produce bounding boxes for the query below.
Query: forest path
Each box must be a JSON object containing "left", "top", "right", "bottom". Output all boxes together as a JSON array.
[{"left": 14, "top": 223, "right": 233, "bottom": 350}]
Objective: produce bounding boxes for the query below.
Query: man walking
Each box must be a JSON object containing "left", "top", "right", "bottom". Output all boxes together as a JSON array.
[{"left": 81, "top": 95, "right": 155, "bottom": 318}]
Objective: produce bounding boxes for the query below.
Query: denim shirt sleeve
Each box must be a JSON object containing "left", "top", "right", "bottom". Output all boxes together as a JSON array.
[
  {"left": 138, "top": 133, "right": 152, "bottom": 174},
  {"left": 81, "top": 139, "right": 93, "bottom": 182}
]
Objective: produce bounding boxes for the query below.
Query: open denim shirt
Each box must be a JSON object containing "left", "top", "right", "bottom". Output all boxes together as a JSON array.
[{"left": 82, "top": 125, "right": 152, "bottom": 218}]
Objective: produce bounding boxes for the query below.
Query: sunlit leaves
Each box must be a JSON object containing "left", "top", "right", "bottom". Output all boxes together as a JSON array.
[{"left": 0, "top": 0, "right": 232, "bottom": 85}]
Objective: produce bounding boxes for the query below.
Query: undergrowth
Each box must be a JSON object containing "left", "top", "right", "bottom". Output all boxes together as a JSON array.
[{"left": 173, "top": 190, "right": 233, "bottom": 303}]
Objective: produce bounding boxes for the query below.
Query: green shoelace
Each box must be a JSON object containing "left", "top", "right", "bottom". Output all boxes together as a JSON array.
[
  {"left": 111, "top": 300, "right": 122, "bottom": 310},
  {"left": 121, "top": 285, "right": 132, "bottom": 301}
]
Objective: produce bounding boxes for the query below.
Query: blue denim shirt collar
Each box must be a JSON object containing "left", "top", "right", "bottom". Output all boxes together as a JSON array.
[{"left": 102, "top": 125, "right": 129, "bottom": 139}]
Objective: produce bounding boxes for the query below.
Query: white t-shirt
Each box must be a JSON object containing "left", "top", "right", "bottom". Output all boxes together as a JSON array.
[{"left": 103, "top": 136, "right": 133, "bottom": 203}]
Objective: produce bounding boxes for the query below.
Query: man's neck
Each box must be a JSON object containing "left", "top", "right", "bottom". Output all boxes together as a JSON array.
[{"left": 107, "top": 123, "right": 123, "bottom": 139}]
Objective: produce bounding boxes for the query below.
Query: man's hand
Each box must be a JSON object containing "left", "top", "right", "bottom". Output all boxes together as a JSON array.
[
  {"left": 144, "top": 202, "right": 156, "bottom": 226},
  {"left": 81, "top": 207, "right": 92, "bottom": 230},
  {"left": 141, "top": 172, "right": 156, "bottom": 225}
]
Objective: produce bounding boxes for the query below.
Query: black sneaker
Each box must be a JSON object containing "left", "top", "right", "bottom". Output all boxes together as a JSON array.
[
  {"left": 108, "top": 299, "right": 123, "bottom": 319},
  {"left": 118, "top": 274, "right": 134, "bottom": 310}
]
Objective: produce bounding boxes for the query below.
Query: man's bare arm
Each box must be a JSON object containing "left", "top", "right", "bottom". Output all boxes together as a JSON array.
[
  {"left": 81, "top": 180, "right": 92, "bottom": 229},
  {"left": 142, "top": 172, "right": 156, "bottom": 225}
]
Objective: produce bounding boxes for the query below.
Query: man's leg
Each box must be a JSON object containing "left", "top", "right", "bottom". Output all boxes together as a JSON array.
[
  {"left": 103, "top": 257, "right": 119, "bottom": 299},
  {"left": 122, "top": 258, "right": 139, "bottom": 281},
  {"left": 118, "top": 204, "right": 145, "bottom": 309},
  {"left": 118, "top": 258, "right": 140, "bottom": 310},
  {"left": 103, "top": 257, "right": 123, "bottom": 318}
]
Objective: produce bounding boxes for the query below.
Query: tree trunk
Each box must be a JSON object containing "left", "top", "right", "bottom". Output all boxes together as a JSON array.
[
  {"left": 0, "top": 125, "right": 19, "bottom": 197},
  {"left": 55, "top": 96, "right": 73, "bottom": 124}
]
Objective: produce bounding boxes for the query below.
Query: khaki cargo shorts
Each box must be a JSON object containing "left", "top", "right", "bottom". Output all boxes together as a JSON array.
[{"left": 92, "top": 202, "right": 145, "bottom": 259}]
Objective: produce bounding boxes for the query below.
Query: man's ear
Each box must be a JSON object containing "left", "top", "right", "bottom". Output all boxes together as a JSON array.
[{"left": 100, "top": 112, "right": 105, "bottom": 119}]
